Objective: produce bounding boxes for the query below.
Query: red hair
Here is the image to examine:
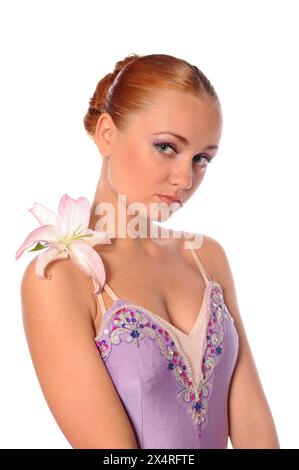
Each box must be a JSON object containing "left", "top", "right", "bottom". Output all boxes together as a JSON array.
[{"left": 83, "top": 53, "right": 219, "bottom": 139}]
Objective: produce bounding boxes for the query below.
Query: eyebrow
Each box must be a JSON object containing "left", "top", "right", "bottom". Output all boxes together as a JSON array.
[{"left": 152, "top": 131, "right": 219, "bottom": 151}]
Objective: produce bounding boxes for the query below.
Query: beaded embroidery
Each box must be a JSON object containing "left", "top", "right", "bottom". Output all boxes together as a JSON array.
[{"left": 95, "top": 282, "right": 234, "bottom": 438}]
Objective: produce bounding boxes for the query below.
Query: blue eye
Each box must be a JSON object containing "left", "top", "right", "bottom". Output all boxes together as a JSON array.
[
  {"left": 154, "top": 142, "right": 176, "bottom": 155},
  {"left": 154, "top": 142, "right": 213, "bottom": 167},
  {"left": 193, "top": 154, "right": 213, "bottom": 167}
]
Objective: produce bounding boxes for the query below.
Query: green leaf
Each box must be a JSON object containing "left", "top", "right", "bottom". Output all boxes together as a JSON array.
[{"left": 28, "top": 242, "right": 48, "bottom": 252}]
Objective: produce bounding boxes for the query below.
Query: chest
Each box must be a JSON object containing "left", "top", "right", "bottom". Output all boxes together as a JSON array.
[{"left": 93, "top": 245, "right": 211, "bottom": 336}]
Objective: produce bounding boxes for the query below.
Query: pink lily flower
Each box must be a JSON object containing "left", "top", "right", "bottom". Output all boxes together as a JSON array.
[{"left": 15, "top": 193, "right": 112, "bottom": 296}]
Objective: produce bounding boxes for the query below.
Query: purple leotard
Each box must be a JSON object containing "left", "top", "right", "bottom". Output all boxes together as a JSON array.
[{"left": 94, "top": 241, "right": 239, "bottom": 448}]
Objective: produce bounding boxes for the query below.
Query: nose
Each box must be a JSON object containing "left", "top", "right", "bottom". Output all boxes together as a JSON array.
[{"left": 169, "top": 159, "right": 193, "bottom": 191}]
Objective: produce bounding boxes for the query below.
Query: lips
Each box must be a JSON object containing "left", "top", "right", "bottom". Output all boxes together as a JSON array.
[{"left": 158, "top": 194, "right": 182, "bottom": 205}]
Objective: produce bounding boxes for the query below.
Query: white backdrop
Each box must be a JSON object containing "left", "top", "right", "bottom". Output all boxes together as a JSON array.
[{"left": 1, "top": 0, "right": 298, "bottom": 449}]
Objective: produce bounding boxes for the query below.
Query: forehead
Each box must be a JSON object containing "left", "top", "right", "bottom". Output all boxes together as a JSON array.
[{"left": 130, "top": 89, "right": 222, "bottom": 142}]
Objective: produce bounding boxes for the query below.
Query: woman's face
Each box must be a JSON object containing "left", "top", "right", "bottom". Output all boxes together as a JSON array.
[{"left": 97, "top": 89, "right": 222, "bottom": 222}]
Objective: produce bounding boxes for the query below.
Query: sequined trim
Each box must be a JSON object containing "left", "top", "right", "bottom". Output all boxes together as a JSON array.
[{"left": 95, "top": 282, "right": 234, "bottom": 438}]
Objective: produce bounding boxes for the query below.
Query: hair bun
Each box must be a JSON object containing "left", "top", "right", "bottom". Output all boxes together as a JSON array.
[{"left": 113, "top": 53, "right": 140, "bottom": 75}]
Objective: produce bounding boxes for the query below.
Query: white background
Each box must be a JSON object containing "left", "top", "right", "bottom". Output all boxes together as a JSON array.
[{"left": 1, "top": 0, "right": 298, "bottom": 449}]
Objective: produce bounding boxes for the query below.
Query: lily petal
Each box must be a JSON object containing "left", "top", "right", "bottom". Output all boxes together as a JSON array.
[
  {"left": 58, "top": 194, "right": 90, "bottom": 234},
  {"left": 35, "top": 247, "right": 68, "bottom": 279},
  {"left": 28, "top": 202, "right": 57, "bottom": 226},
  {"left": 15, "top": 225, "right": 62, "bottom": 260},
  {"left": 68, "top": 239, "right": 106, "bottom": 296},
  {"left": 83, "top": 229, "right": 113, "bottom": 247}
]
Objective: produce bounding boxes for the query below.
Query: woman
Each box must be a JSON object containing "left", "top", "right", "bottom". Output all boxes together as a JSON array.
[{"left": 19, "top": 53, "right": 280, "bottom": 449}]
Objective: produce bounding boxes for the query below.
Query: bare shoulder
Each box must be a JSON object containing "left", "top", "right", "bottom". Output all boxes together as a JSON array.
[
  {"left": 21, "top": 256, "right": 97, "bottom": 324},
  {"left": 200, "top": 233, "right": 231, "bottom": 281},
  {"left": 20, "top": 256, "right": 96, "bottom": 363},
  {"left": 180, "top": 231, "right": 225, "bottom": 277},
  {"left": 180, "top": 232, "right": 230, "bottom": 279},
  {"left": 187, "top": 232, "right": 241, "bottom": 324}
]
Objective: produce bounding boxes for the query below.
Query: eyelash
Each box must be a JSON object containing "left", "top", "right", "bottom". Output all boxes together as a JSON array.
[{"left": 153, "top": 142, "right": 213, "bottom": 167}]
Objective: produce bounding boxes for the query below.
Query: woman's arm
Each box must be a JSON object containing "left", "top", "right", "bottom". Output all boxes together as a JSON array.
[
  {"left": 202, "top": 236, "right": 280, "bottom": 449},
  {"left": 21, "top": 257, "right": 139, "bottom": 449}
]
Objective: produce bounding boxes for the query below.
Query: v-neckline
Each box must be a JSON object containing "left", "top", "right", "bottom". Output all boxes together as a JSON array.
[
  {"left": 95, "top": 280, "right": 216, "bottom": 340},
  {"left": 95, "top": 280, "right": 229, "bottom": 388}
]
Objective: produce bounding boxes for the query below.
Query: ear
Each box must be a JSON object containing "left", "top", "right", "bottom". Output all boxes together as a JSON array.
[{"left": 94, "top": 113, "right": 116, "bottom": 158}]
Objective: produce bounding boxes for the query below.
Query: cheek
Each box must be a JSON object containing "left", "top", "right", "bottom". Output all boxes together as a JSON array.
[
  {"left": 125, "top": 146, "right": 160, "bottom": 182},
  {"left": 108, "top": 147, "right": 158, "bottom": 196},
  {"left": 190, "top": 169, "right": 206, "bottom": 192}
]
